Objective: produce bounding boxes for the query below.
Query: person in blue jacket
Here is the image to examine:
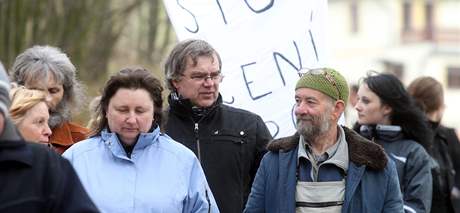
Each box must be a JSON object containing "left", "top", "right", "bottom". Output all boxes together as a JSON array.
[
  {"left": 354, "top": 73, "right": 433, "bottom": 213},
  {"left": 244, "top": 68, "right": 404, "bottom": 213},
  {"left": 63, "top": 67, "right": 219, "bottom": 213}
]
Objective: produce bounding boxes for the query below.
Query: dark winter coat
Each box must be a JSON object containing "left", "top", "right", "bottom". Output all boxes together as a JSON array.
[
  {"left": 164, "top": 94, "right": 272, "bottom": 213},
  {"left": 0, "top": 140, "right": 99, "bottom": 212},
  {"left": 431, "top": 124, "right": 460, "bottom": 213}
]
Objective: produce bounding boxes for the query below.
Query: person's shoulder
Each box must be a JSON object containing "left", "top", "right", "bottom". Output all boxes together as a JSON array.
[
  {"left": 438, "top": 124, "right": 455, "bottom": 132},
  {"left": 437, "top": 125, "right": 459, "bottom": 139},
  {"left": 52, "top": 122, "right": 89, "bottom": 143},
  {"left": 267, "top": 134, "right": 299, "bottom": 152},
  {"left": 343, "top": 126, "right": 389, "bottom": 170},
  {"left": 63, "top": 136, "right": 102, "bottom": 158},
  {"left": 409, "top": 142, "right": 431, "bottom": 159},
  {"left": 157, "top": 133, "right": 197, "bottom": 160},
  {"left": 27, "top": 142, "right": 61, "bottom": 161},
  {"left": 384, "top": 136, "right": 425, "bottom": 153},
  {"left": 391, "top": 138, "right": 431, "bottom": 163},
  {"left": 67, "top": 122, "right": 90, "bottom": 135},
  {"left": 398, "top": 139, "right": 427, "bottom": 153},
  {"left": 220, "top": 104, "right": 260, "bottom": 118},
  {"left": 22, "top": 143, "right": 72, "bottom": 174}
]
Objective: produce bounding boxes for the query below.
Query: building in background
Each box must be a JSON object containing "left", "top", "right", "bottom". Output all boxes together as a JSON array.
[{"left": 327, "top": 0, "right": 460, "bottom": 128}]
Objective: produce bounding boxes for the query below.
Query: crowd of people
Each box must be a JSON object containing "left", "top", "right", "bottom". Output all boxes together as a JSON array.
[{"left": 0, "top": 39, "right": 459, "bottom": 213}]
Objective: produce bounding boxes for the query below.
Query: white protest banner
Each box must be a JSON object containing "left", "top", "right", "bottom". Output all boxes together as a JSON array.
[{"left": 163, "top": 0, "right": 328, "bottom": 138}]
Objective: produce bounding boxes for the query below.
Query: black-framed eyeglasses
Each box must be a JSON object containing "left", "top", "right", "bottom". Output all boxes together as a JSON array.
[{"left": 298, "top": 68, "right": 341, "bottom": 100}]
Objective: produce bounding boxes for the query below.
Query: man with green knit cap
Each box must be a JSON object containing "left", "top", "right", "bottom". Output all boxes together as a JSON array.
[{"left": 244, "top": 68, "right": 404, "bottom": 213}]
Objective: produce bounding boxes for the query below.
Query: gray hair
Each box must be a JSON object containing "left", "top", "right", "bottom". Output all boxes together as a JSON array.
[
  {"left": 10, "top": 45, "right": 85, "bottom": 124},
  {"left": 163, "top": 39, "right": 222, "bottom": 91}
]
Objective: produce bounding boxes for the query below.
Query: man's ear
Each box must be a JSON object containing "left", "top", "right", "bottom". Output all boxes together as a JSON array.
[{"left": 332, "top": 100, "right": 346, "bottom": 120}]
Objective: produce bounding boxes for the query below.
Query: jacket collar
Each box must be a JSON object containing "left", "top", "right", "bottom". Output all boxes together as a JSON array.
[
  {"left": 432, "top": 123, "right": 449, "bottom": 142},
  {"left": 167, "top": 93, "right": 222, "bottom": 119},
  {"left": 267, "top": 126, "right": 388, "bottom": 170},
  {"left": 100, "top": 126, "right": 161, "bottom": 159},
  {"left": 358, "top": 124, "right": 404, "bottom": 142},
  {"left": 0, "top": 140, "right": 33, "bottom": 166}
]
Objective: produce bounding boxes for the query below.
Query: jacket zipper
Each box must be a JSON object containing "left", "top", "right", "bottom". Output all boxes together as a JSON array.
[
  {"left": 194, "top": 123, "right": 211, "bottom": 212},
  {"left": 194, "top": 123, "right": 202, "bottom": 162}
]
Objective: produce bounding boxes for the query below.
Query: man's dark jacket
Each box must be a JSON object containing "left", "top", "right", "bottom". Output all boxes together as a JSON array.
[
  {"left": 163, "top": 94, "right": 272, "bottom": 213},
  {"left": 0, "top": 137, "right": 99, "bottom": 212},
  {"left": 434, "top": 124, "right": 460, "bottom": 213}
]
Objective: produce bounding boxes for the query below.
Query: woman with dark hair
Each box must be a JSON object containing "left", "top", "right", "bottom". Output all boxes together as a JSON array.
[
  {"left": 354, "top": 72, "right": 433, "bottom": 213},
  {"left": 63, "top": 67, "right": 219, "bottom": 212},
  {"left": 408, "top": 76, "right": 460, "bottom": 213}
]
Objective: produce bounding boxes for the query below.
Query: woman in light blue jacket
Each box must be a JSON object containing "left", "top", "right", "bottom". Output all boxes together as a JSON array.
[{"left": 63, "top": 67, "right": 219, "bottom": 213}]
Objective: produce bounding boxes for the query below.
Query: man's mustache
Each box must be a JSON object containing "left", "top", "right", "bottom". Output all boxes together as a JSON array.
[{"left": 296, "top": 115, "right": 315, "bottom": 122}]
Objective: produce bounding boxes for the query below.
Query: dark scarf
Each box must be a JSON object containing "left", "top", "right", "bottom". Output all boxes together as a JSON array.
[
  {"left": 168, "top": 91, "right": 220, "bottom": 122},
  {"left": 359, "top": 124, "right": 404, "bottom": 142},
  {"left": 428, "top": 120, "right": 440, "bottom": 130}
]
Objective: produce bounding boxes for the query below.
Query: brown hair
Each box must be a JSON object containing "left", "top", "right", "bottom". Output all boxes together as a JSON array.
[
  {"left": 407, "top": 76, "right": 444, "bottom": 114},
  {"left": 91, "top": 67, "right": 163, "bottom": 136}
]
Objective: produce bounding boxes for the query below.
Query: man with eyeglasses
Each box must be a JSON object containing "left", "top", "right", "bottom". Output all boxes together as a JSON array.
[
  {"left": 163, "top": 39, "right": 272, "bottom": 213},
  {"left": 244, "top": 68, "right": 404, "bottom": 213}
]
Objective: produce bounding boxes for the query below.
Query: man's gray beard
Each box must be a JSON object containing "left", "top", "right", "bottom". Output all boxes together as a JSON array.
[
  {"left": 48, "top": 101, "right": 71, "bottom": 129},
  {"left": 296, "top": 112, "right": 331, "bottom": 141}
]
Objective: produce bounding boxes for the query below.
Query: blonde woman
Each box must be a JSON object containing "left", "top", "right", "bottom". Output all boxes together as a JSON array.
[{"left": 10, "top": 86, "right": 52, "bottom": 145}]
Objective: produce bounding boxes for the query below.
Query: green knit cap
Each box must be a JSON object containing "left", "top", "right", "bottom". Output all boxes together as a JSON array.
[{"left": 295, "top": 68, "right": 349, "bottom": 104}]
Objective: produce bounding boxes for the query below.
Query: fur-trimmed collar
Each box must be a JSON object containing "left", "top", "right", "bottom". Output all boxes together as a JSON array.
[{"left": 267, "top": 126, "right": 388, "bottom": 170}]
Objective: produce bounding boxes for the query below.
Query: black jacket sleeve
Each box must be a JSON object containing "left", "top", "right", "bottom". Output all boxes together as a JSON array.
[{"left": 444, "top": 127, "right": 460, "bottom": 188}]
